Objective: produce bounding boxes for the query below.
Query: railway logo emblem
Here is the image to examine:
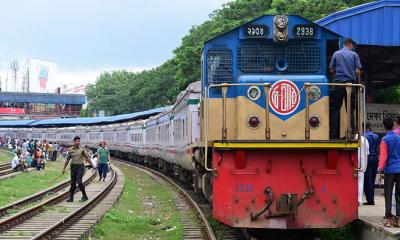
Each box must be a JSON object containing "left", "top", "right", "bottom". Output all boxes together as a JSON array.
[{"left": 269, "top": 80, "right": 300, "bottom": 115}]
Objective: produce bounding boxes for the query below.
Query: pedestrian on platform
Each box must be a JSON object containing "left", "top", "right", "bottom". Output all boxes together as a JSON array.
[
  {"left": 329, "top": 38, "right": 362, "bottom": 139},
  {"left": 61, "top": 136, "right": 95, "bottom": 202},
  {"left": 378, "top": 118, "right": 400, "bottom": 227},
  {"left": 358, "top": 133, "right": 369, "bottom": 206},
  {"left": 363, "top": 122, "right": 380, "bottom": 205},
  {"left": 97, "top": 141, "right": 111, "bottom": 182},
  {"left": 394, "top": 117, "right": 400, "bottom": 135}
]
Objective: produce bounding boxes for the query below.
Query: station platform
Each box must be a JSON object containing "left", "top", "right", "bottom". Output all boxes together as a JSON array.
[{"left": 358, "top": 188, "right": 400, "bottom": 239}]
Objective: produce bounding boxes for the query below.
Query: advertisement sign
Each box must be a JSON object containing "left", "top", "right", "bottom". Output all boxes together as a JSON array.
[
  {"left": 366, "top": 104, "right": 400, "bottom": 133},
  {"left": 0, "top": 108, "right": 25, "bottom": 114},
  {"left": 28, "top": 58, "right": 58, "bottom": 93},
  {"left": 62, "top": 84, "right": 86, "bottom": 94}
]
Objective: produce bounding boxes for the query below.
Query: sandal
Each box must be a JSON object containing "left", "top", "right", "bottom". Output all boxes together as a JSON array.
[
  {"left": 384, "top": 222, "right": 392, "bottom": 228},
  {"left": 394, "top": 217, "right": 399, "bottom": 227}
]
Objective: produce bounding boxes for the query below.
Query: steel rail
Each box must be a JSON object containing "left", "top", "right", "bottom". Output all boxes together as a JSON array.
[
  {"left": 113, "top": 157, "right": 217, "bottom": 240},
  {"left": 0, "top": 168, "right": 15, "bottom": 177},
  {"left": 0, "top": 169, "right": 97, "bottom": 232},
  {"left": 32, "top": 167, "right": 117, "bottom": 239},
  {"left": 0, "top": 175, "right": 72, "bottom": 217},
  {"left": 0, "top": 163, "right": 10, "bottom": 171}
]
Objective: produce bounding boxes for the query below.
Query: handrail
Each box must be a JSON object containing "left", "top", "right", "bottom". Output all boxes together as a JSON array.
[
  {"left": 264, "top": 83, "right": 271, "bottom": 139},
  {"left": 204, "top": 82, "right": 366, "bottom": 173},
  {"left": 304, "top": 83, "right": 311, "bottom": 140},
  {"left": 345, "top": 84, "right": 352, "bottom": 141}
]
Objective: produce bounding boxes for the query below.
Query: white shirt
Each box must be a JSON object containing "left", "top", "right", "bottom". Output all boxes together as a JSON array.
[
  {"left": 22, "top": 142, "right": 29, "bottom": 152},
  {"left": 91, "top": 156, "right": 98, "bottom": 168},
  {"left": 358, "top": 136, "right": 369, "bottom": 173},
  {"left": 11, "top": 155, "right": 20, "bottom": 169}
]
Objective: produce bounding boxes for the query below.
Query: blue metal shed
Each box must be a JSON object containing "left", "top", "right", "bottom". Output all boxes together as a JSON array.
[
  {"left": 316, "top": 0, "right": 400, "bottom": 93},
  {"left": 26, "top": 106, "right": 168, "bottom": 127},
  {"left": 316, "top": 0, "right": 400, "bottom": 46},
  {"left": 0, "top": 92, "right": 85, "bottom": 104},
  {"left": 0, "top": 120, "right": 37, "bottom": 127}
]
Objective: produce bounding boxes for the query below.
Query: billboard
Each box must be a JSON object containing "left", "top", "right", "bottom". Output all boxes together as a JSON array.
[
  {"left": 62, "top": 84, "right": 86, "bottom": 94},
  {"left": 28, "top": 58, "right": 58, "bottom": 93},
  {"left": 0, "top": 108, "right": 25, "bottom": 115}
]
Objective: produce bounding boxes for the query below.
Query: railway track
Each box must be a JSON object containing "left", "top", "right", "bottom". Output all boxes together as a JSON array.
[
  {"left": 0, "top": 167, "right": 119, "bottom": 239},
  {"left": 0, "top": 163, "right": 16, "bottom": 178},
  {"left": 113, "top": 157, "right": 243, "bottom": 240}
]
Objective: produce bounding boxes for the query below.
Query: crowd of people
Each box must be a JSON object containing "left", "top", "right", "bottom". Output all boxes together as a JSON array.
[
  {"left": 0, "top": 137, "right": 68, "bottom": 171},
  {"left": 358, "top": 117, "right": 400, "bottom": 228}
]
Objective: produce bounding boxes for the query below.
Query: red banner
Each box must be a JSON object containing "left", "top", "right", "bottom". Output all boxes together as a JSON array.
[{"left": 0, "top": 108, "right": 25, "bottom": 114}]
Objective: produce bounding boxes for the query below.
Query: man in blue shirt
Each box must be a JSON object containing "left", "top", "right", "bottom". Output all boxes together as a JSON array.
[
  {"left": 329, "top": 38, "right": 362, "bottom": 139},
  {"left": 363, "top": 122, "right": 380, "bottom": 205}
]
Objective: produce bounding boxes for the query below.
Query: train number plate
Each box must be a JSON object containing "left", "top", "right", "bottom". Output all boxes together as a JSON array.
[
  {"left": 243, "top": 25, "right": 269, "bottom": 38},
  {"left": 235, "top": 184, "right": 253, "bottom": 192},
  {"left": 293, "top": 24, "right": 317, "bottom": 38}
]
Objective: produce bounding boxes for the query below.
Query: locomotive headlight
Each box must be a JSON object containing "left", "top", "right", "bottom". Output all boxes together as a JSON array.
[
  {"left": 309, "top": 86, "right": 321, "bottom": 100},
  {"left": 275, "top": 16, "right": 287, "bottom": 29},
  {"left": 248, "top": 115, "right": 261, "bottom": 129},
  {"left": 247, "top": 86, "right": 261, "bottom": 101}
]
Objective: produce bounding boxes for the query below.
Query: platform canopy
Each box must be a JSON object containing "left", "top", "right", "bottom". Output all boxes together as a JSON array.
[
  {"left": 0, "top": 92, "right": 85, "bottom": 105},
  {"left": 316, "top": 0, "right": 400, "bottom": 47},
  {"left": 0, "top": 107, "right": 168, "bottom": 128},
  {"left": 316, "top": 0, "right": 400, "bottom": 92}
]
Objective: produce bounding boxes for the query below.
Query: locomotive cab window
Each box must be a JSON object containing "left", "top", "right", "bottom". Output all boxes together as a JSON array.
[{"left": 207, "top": 48, "right": 233, "bottom": 84}]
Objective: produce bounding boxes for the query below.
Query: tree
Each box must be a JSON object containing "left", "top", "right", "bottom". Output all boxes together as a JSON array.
[{"left": 86, "top": 0, "right": 373, "bottom": 114}]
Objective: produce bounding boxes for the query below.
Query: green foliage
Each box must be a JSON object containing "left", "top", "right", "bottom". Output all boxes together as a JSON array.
[
  {"left": 0, "top": 150, "right": 14, "bottom": 164},
  {"left": 0, "top": 160, "right": 68, "bottom": 207},
  {"left": 374, "top": 86, "right": 400, "bottom": 104},
  {"left": 91, "top": 165, "right": 183, "bottom": 240},
  {"left": 86, "top": 0, "right": 373, "bottom": 114},
  {"left": 317, "top": 224, "right": 357, "bottom": 240}
]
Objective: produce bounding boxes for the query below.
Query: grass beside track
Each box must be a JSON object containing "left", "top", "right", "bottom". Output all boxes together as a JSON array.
[
  {"left": 92, "top": 163, "right": 183, "bottom": 240},
  {"left": 0, "top": 160, "right": 69, "bottom": 206},
  {"left": 0, "top": 149, "right": 14, "bottom": 164}
]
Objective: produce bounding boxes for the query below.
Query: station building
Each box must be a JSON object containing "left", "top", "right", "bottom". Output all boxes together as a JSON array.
[{"left": 0, "top": 91, "right": 85, "bottom": 120}]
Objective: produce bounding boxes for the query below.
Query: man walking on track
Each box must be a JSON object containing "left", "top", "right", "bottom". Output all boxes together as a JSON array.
[
  {"left": 97, "top": 141, "right": 111, "bottom": 182},
  {"left": 62, "top": 136, "right": 95, "bottom": 202}
]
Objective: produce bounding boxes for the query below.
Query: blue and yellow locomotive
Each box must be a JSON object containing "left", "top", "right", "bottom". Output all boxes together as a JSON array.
[{"left": 200, "top": 15, "right": 364, "bottom": 229}]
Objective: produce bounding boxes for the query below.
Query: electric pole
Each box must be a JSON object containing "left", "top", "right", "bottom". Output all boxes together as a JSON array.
[{"left": 10, "top": 60, "right": 19, "bottom": 92}]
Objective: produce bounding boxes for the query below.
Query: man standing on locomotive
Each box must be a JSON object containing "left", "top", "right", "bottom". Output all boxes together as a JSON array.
[
  {"left": 329, "top": 38, "right": 362, "bottom": 139},
  {"left": 62, "top": 136, "right": 95, "bottom": 202}
]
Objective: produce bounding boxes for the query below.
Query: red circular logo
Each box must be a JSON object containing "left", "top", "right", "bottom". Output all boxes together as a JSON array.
[{"left": 269, "top": 80, "right": 300, "bottom": 115}]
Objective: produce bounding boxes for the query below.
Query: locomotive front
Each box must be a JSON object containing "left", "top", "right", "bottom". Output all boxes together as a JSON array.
[{"left": 200, "top": 15, "right": 364, "bottom": 229}]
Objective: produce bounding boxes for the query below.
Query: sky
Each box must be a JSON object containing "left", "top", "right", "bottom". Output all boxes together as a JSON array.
[{"left": 0, "top": 0, "right": 230, "bottom": 91}]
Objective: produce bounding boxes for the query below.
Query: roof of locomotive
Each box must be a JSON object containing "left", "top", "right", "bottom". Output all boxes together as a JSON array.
[{"left": 204, "top": 14, "right": 342, "bottom": 45}]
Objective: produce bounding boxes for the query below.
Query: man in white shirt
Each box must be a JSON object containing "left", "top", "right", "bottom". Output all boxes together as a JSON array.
[
  {"left": 11, "top": 152, "right": 27, "bottom": 172},
  {"left": 358, "top": 135, "right": 370, "bottom": 205},
  {"left": 22, "top": 140, "right": 29, "bottom": 154}
]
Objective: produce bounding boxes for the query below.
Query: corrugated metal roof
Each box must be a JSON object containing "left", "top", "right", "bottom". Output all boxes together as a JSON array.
[
  {"left": 0, "top": 106, "right": 168, "bottom": 128},
  {"left": 316, "top": 0, "right": 400, "bottom": 46},
  {"left": 0, "top": 92, "right": 85, "bottom": 104},
  {"left": 0, "top": 120, "right": 37, "bottom": 127}
]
